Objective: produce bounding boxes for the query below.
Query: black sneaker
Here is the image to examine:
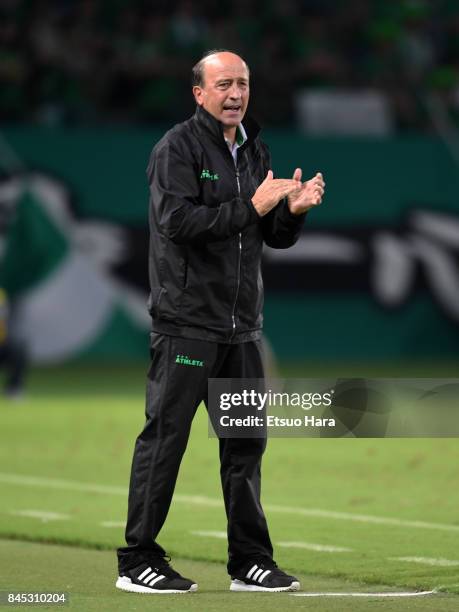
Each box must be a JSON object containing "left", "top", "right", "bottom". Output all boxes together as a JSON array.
[
  {"left": 116, "top": 557, "right": 197, "bottom": 594},
  {"left": 230, "top": 559, "right": 300, "bottom": 592}
]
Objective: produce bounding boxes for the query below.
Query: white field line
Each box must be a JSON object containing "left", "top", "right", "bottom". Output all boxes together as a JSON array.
[
  {"left": 10, "top": 510, "right": 71, "bottom": 522},
  {"left": 191, "top": 530, "right": 226, "bottom": 539},
  {"left": 1, "top": 472, "right": 459, "bottom": 534},
  {"left": 263, "top": 502, "right": 459, "bottom": 533},
  {"left": 390, "top": 556, "right": 459, "bottom": 567},
  {"left": 0, "top": 473, "right": 126, "bottom": 495},
  {"left": 191, "top": 531, "right": 353, "bottom": 552},
  {"left": 100, "top": 521, "right": 125, "bottom": 528},
  {"left": 277, "top": 541, "right": 353, "bottom": 553},
  {"left": 190, "top": 533, "right": 458, "bottom": 565},
  {"left": 292, "top": 591, "right": 436, "bottom": 598}
]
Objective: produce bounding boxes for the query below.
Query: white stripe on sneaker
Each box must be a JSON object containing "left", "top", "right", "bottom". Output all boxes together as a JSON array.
[
  {"left": 143, "top": 572, "right": 156, "bottom": 584},
  {"left": 149, "top": 574, "right": 165, "bottom": 587},
  {"left": 253, "top": 568, "right": 264, "bottom": 582},
  {"left": 137, "top": 567, "right": 152, "bottom": 581},
  {"left": 258, "top": 569, "right": 271, "bottom": 583},
  {"left": 246, "top": 564, "right": 258, "bottom": 579}
]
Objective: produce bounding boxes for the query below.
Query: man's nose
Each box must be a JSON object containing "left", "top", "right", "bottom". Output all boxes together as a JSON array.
[{"left": 229, "top": 85, "right": 242, "bottom": 99}]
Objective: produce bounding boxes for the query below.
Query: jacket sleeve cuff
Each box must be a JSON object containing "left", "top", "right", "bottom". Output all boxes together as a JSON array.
[
  {"left": 243, "top": 197, "right": 262, "bottom": 222},
  {"left": 278, "top": 198, "right": 307, "bottom": 224}
]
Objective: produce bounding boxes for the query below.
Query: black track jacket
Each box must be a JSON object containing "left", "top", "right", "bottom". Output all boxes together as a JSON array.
[{"left": 146, "top": 105, "right": 306, "bottom": 343}]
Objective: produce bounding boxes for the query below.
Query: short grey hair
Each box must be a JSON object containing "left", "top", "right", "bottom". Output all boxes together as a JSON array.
[{"left": 191, "top": 49, "right": 249, "bottom": 87}]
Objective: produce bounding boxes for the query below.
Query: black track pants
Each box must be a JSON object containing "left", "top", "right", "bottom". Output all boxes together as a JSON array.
[{"left": 117, "top": 333, "right": 273, "bottom": 575}]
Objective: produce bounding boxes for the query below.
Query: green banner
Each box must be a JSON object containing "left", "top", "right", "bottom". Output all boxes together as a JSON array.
[{"left": 1, "top": 126, "right": 459, "bottom": 362}]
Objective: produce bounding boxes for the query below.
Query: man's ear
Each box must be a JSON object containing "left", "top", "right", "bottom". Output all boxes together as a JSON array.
[{"left": 193, "top": 86, "right": 204, "bottom": 106}]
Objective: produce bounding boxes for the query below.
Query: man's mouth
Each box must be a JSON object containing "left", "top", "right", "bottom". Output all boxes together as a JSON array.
[{"left": 223, "top": 105, "right": 242, "bottom": 112}]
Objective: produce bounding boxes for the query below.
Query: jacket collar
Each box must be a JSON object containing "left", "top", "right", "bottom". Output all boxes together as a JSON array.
[{"left": 193, "top": 105, "right": 260, "bottom": 149}]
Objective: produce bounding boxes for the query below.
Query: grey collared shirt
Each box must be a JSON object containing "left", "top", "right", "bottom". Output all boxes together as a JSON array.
[{"left": 224, "top": 123, "right": 248, "bottom": 164}]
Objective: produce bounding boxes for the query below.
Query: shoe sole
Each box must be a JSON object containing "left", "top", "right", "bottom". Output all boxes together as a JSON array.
[
  {"left": 116, "top": 576, "right": 198, "bottom": 594},
  {"left": 230, "top": 579, "right": 300, "bottom": 592}
]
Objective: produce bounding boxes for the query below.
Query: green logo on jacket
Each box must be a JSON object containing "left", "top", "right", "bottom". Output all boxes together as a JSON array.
[
  {"left": 175, "top": 354, "right": 204, "bottom": 367},
  {"left": 200, "top": 169, "right": 219, "bottom": 181}
]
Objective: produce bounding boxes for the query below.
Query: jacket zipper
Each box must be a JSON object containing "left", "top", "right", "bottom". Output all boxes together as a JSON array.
[{"left": 230, "top": 168, "right": 242, "bottom": 340}]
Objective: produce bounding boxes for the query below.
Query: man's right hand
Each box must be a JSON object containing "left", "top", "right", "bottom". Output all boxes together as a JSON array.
[{"left": 251, "top": 170, "right": 301, "bottom": 217}]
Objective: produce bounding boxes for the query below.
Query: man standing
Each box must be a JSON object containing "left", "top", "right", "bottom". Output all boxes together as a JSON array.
[{"left": 116, "top": 50, "right": 325, "bottom": 594}]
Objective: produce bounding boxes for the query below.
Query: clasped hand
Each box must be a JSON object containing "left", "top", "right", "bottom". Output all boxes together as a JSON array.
[{"left": 251, "top": 169, "right": 325, "bottom": 217}]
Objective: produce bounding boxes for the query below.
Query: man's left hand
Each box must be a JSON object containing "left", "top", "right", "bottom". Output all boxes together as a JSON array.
[{"left": 287, "top": 169, "right": 325, "bottom": 215}]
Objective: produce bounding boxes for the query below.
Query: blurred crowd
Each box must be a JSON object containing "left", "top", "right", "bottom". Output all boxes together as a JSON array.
[{"left": 1, "top": 0, "right": 459, "bottom": 129}]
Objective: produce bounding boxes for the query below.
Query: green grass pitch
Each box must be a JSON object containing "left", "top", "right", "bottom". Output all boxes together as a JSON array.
[{"left": 1, "top": 363, "right": 459, "bottom": 611}]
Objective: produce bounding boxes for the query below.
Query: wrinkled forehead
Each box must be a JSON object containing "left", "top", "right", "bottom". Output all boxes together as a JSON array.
[{"left": 202, "top": 55, "right": 250, "bottom": 86}]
